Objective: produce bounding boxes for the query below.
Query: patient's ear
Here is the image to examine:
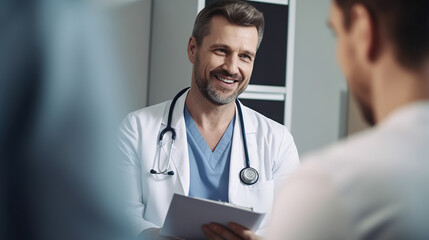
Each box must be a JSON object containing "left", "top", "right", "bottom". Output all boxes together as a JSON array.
[
  {"left": 187, "top": 37, "right": 197, "bottom": 63},
  {"left": 350, "top": 4, "right": 379, "bottom": 64}
]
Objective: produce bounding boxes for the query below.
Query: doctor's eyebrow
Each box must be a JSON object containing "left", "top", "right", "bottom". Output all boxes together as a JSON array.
[
  {"left": 211, "top": 44, "right": 230, "bottom": 50},
  {"left": 210, "top": 44, "right": 256, "bottom": 58},
  {"left": 241, "top": 50, "right": 255, "bottom": 59}
]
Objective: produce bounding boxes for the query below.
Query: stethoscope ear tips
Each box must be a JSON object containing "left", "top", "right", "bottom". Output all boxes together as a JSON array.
[{"left": 150, "top": 169, "right": 174, "bottom": 175}]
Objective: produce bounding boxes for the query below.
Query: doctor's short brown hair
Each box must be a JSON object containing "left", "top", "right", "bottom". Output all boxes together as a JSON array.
[
  {"left": 192, "top": 0, "right": 264, "bottom": 49},
  {"left": 334, "top": 0, "right": 429, "bottom": 70}
]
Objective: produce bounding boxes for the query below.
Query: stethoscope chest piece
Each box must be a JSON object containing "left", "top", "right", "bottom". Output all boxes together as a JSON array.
[{"left": 240, "top": 167, "right": 259, "bottom": 185}]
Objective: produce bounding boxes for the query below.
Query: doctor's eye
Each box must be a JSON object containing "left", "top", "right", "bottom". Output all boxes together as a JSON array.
[
  {"left": 240, "top": 54, "right": 252, "bottom": 62},
  {"left": 214, "top": 48, "right": 228, "bottom": 55}
]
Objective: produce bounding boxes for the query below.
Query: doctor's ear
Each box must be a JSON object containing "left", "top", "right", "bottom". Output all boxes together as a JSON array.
[{"left": 187, "top": 37, "right": 197, "bottom": 63}]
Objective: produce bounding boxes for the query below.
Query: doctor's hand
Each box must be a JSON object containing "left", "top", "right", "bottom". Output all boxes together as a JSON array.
[
  {"left": 202, "top": 222, "right": 263, "bottom": 240},
  {"left": 139, "top": 228, "right": 179, "bottom": 240}
]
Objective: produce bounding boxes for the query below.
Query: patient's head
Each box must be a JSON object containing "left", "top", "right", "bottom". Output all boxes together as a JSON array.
[{"left": 329, "top": 0, "right": 429, "bottom": 125}]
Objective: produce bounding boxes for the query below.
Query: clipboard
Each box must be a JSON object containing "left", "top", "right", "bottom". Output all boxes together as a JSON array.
[{"left": 160, "top": 193, "right": 265, "bottom": 240}]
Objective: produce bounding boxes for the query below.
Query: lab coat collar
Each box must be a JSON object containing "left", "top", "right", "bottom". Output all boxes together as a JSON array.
[
  {"left": 236, "top": 99, "right": 257, "bottom": 133},
  {"left": 228, "top": 100, "right": 257, "bottom": 205},
  {"left": 160, "top": 88, "right": 190, "bottom": 128}
]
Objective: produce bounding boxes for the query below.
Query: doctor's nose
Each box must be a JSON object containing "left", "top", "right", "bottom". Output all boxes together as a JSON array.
[{"left": 222, "top": 55, "right": 239, "bottom": 76}]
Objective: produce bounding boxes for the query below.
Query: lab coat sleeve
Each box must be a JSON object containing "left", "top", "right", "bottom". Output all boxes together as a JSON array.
[
  {"left": 118, "top": 114, "right": 158, "bottom": 237},
  {"left": 268, "top": 161, "right": 351, "bottom": 240},
  {"left": 272, "top": 127, "right": 300, "bottom": 195}
]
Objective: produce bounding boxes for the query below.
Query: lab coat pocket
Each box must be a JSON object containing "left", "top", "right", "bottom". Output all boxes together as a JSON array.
[
  {"left": 244, "top": 180, "right": 274, "bottom": 212},
  {"left": 244, "top": 180, "right": 274, "bottom": 230}
]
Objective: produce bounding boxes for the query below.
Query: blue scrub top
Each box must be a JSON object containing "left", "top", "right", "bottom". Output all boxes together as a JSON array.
[{"left": 184, "top": 106, "right": 234, "bottom": 202}]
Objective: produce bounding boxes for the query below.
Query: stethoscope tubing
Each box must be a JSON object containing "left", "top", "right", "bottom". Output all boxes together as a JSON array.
[
  {"left": 151, "top": 87, "right": 259, "bottom": 185},
  {"left": 236, "top": 98, "right": 251, "bottom": 169},
  {"left": 159, "top": 87, "right": 190, "bottom": 142}
]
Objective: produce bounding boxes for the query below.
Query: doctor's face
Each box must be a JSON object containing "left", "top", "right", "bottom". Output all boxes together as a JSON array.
[{"left": 188, "top": 16, "right": 258, "bottom": 105}]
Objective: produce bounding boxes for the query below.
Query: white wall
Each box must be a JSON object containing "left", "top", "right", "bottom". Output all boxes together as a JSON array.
[
  {"left": 110, "top": 0, "right": 152, "bottom": 115},
  {"left": 148, "top": 0, "right": 199, "bottom": 105},
  {"left": 290, "top": 0, "right": 348, "bottom": 155}
]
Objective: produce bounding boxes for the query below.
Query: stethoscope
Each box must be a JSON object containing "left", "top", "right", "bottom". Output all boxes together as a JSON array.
[{"left": 150, "top": 87, "right": 259, "bottom": 185}]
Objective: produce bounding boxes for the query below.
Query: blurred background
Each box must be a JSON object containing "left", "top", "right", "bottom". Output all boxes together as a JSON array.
[{"left": 0, "top": 0, "right": 369, "bottom": 239}]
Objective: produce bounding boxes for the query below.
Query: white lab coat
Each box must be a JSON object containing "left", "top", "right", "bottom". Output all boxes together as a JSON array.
[{"left": 119, "top": 90, "right": 300, "bottom": 237}]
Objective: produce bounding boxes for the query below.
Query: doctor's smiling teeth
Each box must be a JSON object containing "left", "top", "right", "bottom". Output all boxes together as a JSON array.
[{"left": 216, "top": 75, "right": 236, "bottom": 84}]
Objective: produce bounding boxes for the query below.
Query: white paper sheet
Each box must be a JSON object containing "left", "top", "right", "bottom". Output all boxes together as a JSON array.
[{"left": 160, "top": 194, "right": 265, "bottom": 240}]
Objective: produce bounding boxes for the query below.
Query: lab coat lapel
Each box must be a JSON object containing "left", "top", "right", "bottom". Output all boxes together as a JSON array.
[
  {"left": 228, "top": 101, "right": 257, "bottom": 205},
  {"left": 160, "top": 89, "right": 190, "bottom": 195}
]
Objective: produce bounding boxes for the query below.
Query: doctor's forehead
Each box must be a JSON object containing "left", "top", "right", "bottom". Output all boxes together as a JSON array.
[{"left": 201, "top": 16, "right": 258, "bottom": 50}]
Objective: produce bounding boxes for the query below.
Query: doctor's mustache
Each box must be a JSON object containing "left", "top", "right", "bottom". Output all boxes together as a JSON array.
[{"left": 210, "top": 69, "right": 243, "bottom": 82}]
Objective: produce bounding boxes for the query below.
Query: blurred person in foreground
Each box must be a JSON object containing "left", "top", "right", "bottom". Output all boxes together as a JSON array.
[
  {"left": 1, "top": 1, "right": 132, "bottom": 239},
  {"left": 269, "top": 0, "right": 429, "bottom": 239}
]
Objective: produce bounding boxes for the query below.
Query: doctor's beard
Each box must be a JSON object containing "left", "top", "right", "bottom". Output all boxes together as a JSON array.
[{"left": 193, "top": 56, "right": 245, "bottom": 106}]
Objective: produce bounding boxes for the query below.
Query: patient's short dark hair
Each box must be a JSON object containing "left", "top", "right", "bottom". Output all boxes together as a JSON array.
[{"left": 335, "top": 0, "right": 429, "bottom": 69}]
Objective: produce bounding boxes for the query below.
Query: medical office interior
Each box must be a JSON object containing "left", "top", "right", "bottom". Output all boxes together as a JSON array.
[
  {"left": 1, "top": 0, "right": 378, "bottom": 239},
  {"left": 116, "top": 0, "right": 369, "bottom": 155}
]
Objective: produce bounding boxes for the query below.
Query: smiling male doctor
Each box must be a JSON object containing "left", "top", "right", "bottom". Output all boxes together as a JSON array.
[{"left": 118, "top": 0, "right": 299, "bottom": 239}]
